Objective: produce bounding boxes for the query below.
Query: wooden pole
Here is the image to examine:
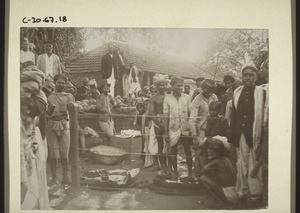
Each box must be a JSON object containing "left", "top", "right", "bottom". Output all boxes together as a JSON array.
[{"left": 68, "top": 102, "right": 81, "bottom": 189}]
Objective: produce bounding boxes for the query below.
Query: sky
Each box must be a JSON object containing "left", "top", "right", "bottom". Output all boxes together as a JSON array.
[{"left": 84, "top": 28, "right": 222, "bottom": 62}]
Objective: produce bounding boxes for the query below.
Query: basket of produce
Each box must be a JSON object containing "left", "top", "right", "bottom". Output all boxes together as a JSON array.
[
  {"left": 90, "top": 145, "right": 127, "bottom": 165},
  {"left": 76, "top": 98, "right": 97, "bottom": 113}
]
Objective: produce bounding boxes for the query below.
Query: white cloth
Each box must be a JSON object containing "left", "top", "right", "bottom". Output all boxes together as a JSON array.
[
  {"left": 223, "top": 186, "right": 239, "bottom": 204},
  {"left": 148, "top": 121, "right": 158, "bottom": 154},
  {"left": 107, "top": 65, "right": 115, "bottom": 97},
  {"left": 20, "top": 50, "right": 35, "bottom": 64},
  {"left": 169, "top": 128, "right": 181, "bottom": 147},
  {"left": 44, "top": 54, "right": 54, "bottom": 78},
  {"left": 225, "top": 100, "right": 233, "bottom": 126},
  {"left": 235, "top": 133, "right": 263, "bottom": 197},
  {"left": 143, "top": 126, "right": 155, "bottom": 168},
  {"left": 21, "top": 125, "right": 50, "bottom": 210},
  {"left": 126, "top": 67, "right": 141, "bottom": 96}
]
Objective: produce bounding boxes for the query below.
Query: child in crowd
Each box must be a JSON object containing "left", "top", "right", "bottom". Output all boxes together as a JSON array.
[
  {"left": 205, "top": 101, "right": 229, "bottom": 139},
  {"left": 205, "top": 101, "right": 235, "bottom": 165},
  {"left": 194, "top": 101, "right": 230, "bottom": 177}
]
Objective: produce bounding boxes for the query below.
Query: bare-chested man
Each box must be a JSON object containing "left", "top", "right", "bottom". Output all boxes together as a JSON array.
[{"left": 148, "top": 79, "right": 169, "bottom": 174}]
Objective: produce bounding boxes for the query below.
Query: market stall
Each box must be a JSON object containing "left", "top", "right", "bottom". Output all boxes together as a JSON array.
[{"left": 67, "top": 102, "right": 143, "bottom": 188}]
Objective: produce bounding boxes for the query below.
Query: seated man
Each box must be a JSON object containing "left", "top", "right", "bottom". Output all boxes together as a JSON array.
[
  {"left": 76, "top": 77, "right": 92, "bottom": 101},
  {"left": 197, "top": 136, "right": 238, "bottom": 207}
]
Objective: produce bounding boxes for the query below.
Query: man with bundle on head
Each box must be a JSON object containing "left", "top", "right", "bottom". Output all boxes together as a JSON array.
[
  {"left": 189, "top": 79, "right": 218, "bottom": 173},
  {"left": 37, "top": 40, "right": 62, "bottom": 79},
  {"left": 230, "top": 64, "right": 267, "bottom": 207},
  {"left": 76, "top": 77, "right": 92, "bottom": 101},
  {"left": 20, "top": 66, "right": 50, "bottom": 209},
  {"left": 163, "top": 76, "right": 193, "bottom": 179},
  {"left": 88, "top": 79, "right": 100, "bottom": 99},
  {"left": 47, "top": 74, "right": 75, "bottom": 185},
  {"left": 148, "top": 78, "right": 169, "bottom": 173}
]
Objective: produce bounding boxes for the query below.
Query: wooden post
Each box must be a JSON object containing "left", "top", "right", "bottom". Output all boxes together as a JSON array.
[{"left": 68, "top": 102, "right": 81, "bottom": 189}]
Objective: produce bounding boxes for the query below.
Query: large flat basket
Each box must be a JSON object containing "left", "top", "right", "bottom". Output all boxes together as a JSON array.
[{"left": 90, "top": 145, "right": 127, "bottom": 165}]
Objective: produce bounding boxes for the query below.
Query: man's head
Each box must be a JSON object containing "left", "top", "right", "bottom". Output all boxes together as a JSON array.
[
  {"left": 99, "top": 82, "right": 111, "bottom": 94},
  {"left": 209, "top": 101, "right": 222, "bottom": 117},
  {"left": 82, "top": 77, "right": 90, "bottom": 86},
  {"left": 64, "top": 81, "right": 77, "bottom": 96},
  {"left": 44, "top": 41, "right": 53, "bottom": 54},
  {"left": 22, "top": 38, "right": 29, "bottom": 51},
  {"left": 241, "top": 64, "right": 258, "bottom": 87},
  {"left": 129, "top": 62, "right": 135, "bottom": 68},
  {"left": 53, "top": 74, "right": 68, "bottom": 92},
  {"left": 223, "top": 75, "right": 235, "bottom": 88},
  {"left": 170, "top": 76, "right": 184, "bottom": 95},
  {"left": 108, "top": 43, "right": 114, "bottom": 54},
  {"left": 29, "top": 43, "right": 35, "bottom": 52},
  {"left": 143, "top": 86, "right": 150, "bottom": 94},
  {"left": 195, "top": 77, "right": 205, "bottom": 88},
  {"left": 206, "top": 136, "right": 230, "bottom": 160},
  {"left": 154, "top": 79, "right": 168, "bottom": 94},
  {"left": 201, "top": 79, "right": 216, "bottom": 99},
  {"left": 184, "top": 85, "right": 190, "bottom": 94},
  {"left": 88, "top": 79, "right": 97, "bottom": 89}
]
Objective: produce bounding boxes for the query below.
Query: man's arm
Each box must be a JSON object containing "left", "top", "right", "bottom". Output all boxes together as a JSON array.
[
  {"left": 198, "top": 160, "right": 218, "bottom": 177},
  {"left": 100, "top": 55, "right": 107, "bottom": 78},
  {"left": 36, "top": 55, "right": 43, "bottom": 72},
  {"left": 109, "top": 95, "right": 116, "bottom": 107},
  {"left": 96, "top": 96, "right": 111, "bottom": 114},
  {"left": 189, "top": 96, "right": 201, "bottom": 136},
  {"left": 163, "top": 97, "right": 170, "bottom": 142}
]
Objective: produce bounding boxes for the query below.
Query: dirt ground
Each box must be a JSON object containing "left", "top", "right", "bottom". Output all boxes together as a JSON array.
[{"left": 47, "top": 146, "right": 220, "bottom": 210}]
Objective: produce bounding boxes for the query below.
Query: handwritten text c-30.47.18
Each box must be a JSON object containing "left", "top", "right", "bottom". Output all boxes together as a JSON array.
[{"left": 22, "top": 16, "right": 67, "bottom": 24}]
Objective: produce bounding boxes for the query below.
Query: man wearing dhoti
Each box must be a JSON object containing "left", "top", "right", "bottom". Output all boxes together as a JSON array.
[
  {"left": 47, "top": 74, "right": 75, "bottom": 185},
  {"left": 230, "top": 64, "right": 267, "bottom": 207},
  {"left": 163, "top": 76, "right": 193, "bottom": 179}
]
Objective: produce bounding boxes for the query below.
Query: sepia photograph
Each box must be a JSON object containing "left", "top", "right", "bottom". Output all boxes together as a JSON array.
[{"left": 19, "top": 27, "right": 269, "bottom": 210}]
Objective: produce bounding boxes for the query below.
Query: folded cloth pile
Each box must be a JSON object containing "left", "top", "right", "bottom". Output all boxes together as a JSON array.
[
  {"left": 118, "top": 129, "right": 141, "bottom": 138},
  {"left": 83, "top": 126, "right": 99, "bottom": 138},
  {"left": 81, "top": 168, "right": 140, "bottom": 188}
]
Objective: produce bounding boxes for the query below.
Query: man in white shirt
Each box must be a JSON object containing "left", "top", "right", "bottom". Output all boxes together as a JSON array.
[
  {"left": 164, "top": 76, "right": 193, "bottom": 179},
  {"left": 37, "top": 41, "right": 62, "bottom": 80},
  {"left": 20, "top": 38, "right": 35, "bottom": 66}
]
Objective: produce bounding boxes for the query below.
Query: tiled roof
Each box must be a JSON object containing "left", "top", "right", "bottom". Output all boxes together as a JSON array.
[{"left": 66, "top": 41, "right": 217, "bottom": 80}]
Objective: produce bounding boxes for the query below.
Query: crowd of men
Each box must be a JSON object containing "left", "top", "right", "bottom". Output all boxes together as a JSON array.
[{"left": 20, "top": 37, "right": 269, "bottom": 210}]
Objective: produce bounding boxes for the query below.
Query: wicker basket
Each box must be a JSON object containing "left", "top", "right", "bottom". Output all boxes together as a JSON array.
[{"left": 90, "top": 145, "right": 127, "bottom": 165}]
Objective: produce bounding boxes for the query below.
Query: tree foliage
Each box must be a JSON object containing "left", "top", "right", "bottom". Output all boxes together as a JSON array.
[
  {"left": 20, "top": 28, "right": 86, "bottom": 68},
  {"left": 20, "top": 28, "right": 268, "bottom": 79},
  {"left": 198, "top": 29, "right": 268, "bottom": 79}
]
